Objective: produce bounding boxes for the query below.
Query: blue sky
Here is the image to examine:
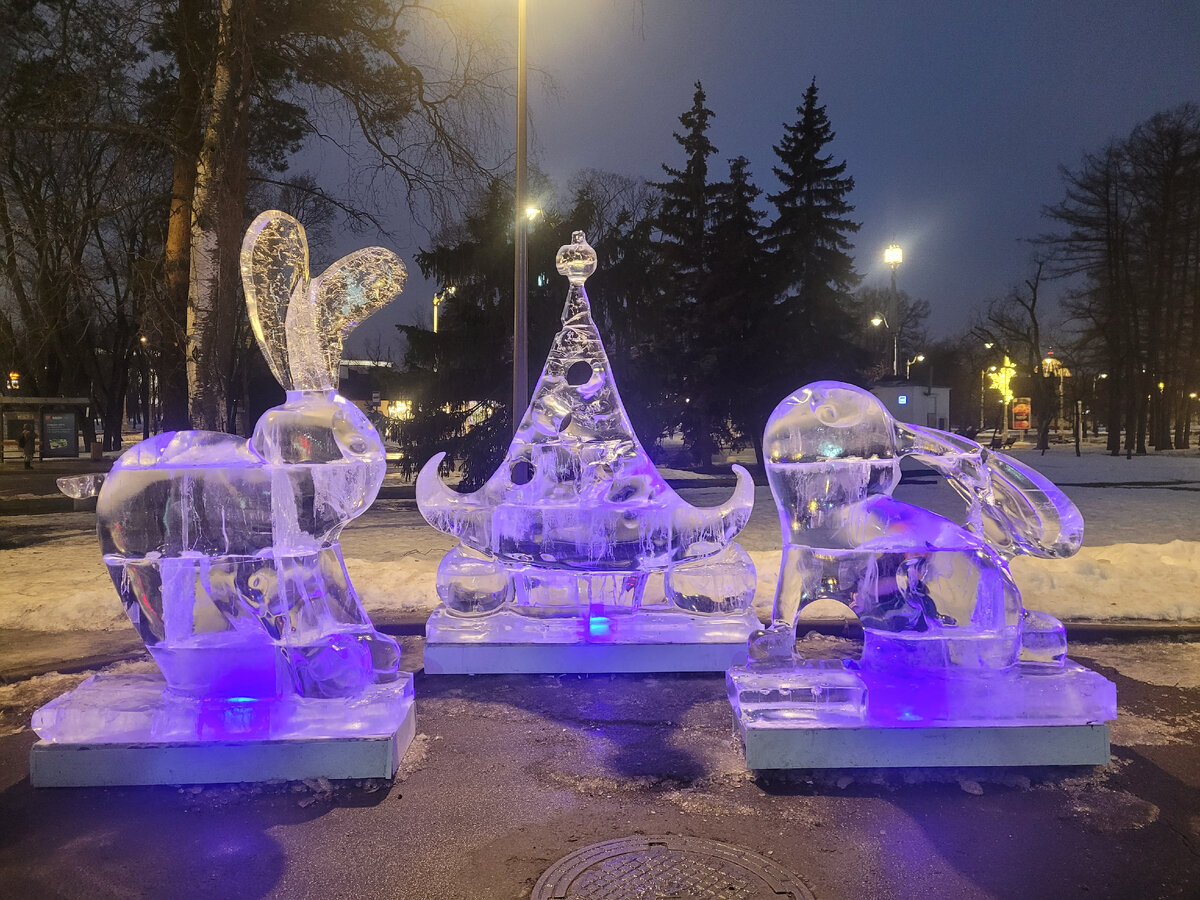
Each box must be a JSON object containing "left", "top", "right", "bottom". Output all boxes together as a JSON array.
[{"left": 343, "top": 0, "right": 1200, "bottom": 357}]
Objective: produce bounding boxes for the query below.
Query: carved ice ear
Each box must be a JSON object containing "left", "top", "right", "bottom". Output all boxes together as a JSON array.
[
  {"left": 286, "top": 246, "right": 408, "bottom": 391},
  {"left": 240, "top": 211, "right": 310, "bottom": 389}
]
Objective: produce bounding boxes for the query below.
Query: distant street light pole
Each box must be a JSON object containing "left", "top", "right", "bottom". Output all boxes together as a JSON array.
[
  {"left": 884, "top": 243, "right": 902, "bottom": 376},
  {"left": 884, "top": 243, "right": 903, "bottom": 291},
  {"left": 870, "top": 312, "right": 898, "bottom": 377},
  {"left": 512, "top": 0, "right": 529, "bottom": 434},
  {"left": 1189, "top": 391, "right": 1197, "bottom": 448},
  {"left": 432, "top": 286, "right": 455, "bottom": 334},
  {"left": 979, "top": 341, "right": 995, "bottom": 431},
  {"left": 905, "top": 353, "right": 925, "bottom": 380}
]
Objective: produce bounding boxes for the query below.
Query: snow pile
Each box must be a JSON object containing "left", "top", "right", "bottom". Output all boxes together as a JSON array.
[
  {"left": 0, "top": 544, "right": 125, "bottom": 632},
  {"left": 2, "top": 442, "right": 1198, "bottom": 632},
  {"left": 1012, "top": 540, "right": 1200, "bottom": 621}
]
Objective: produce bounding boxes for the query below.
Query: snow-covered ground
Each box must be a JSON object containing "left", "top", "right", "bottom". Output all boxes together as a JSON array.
[{"left": 2, "top": 443, "right": 1198, "bottom": 633}]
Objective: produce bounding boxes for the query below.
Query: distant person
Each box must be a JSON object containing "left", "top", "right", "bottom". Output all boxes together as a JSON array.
[{"left": 19, "top": 422, "right": 35, "bottom": 469}]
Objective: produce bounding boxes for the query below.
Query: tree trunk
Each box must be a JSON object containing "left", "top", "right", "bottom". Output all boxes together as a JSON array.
[
  {"left": 161, "top": 0, "right": 205, "bottom": 432},
  {"left": 1105, "top": 375, "right": 1121, "bottom": 454},
  {"left": 187, "top": 0, "right": 254, "bottom": 431}
]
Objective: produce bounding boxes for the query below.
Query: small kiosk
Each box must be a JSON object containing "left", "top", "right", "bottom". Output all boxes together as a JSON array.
[{"left": 0, "top": 397, "right": 90, "bottom": 462}]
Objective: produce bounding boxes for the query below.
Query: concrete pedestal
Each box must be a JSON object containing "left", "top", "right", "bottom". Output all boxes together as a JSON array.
[
  {"left": 424, "top": 640, "right": 748, "bottom": 675},
  {"left": 30, "top": 673, "right": 416, "bottom": 787},
  {"left": 424, "top": 606, "right": 756, "bottom": 674},
  {"left": 735, "top": 720, "right": 1110, "bottom": 770},
  {"left": 727, "top": 660, "right": 1116, "bottom": 769}
]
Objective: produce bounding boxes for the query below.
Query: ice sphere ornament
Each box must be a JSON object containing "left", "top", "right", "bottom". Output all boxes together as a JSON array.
[
  {"left": 33, "top": 213, "right": 416, "bottom": 776},
  {"left": 417, "top": 231, "right": 758, "bottom": 673},
  {"left": 727, "top": 382, "right": 1116, "bottom": 769}
]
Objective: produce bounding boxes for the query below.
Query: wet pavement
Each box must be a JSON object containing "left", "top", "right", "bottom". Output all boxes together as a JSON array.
[
  {"left": 0, "top": 634, "right": 1197, "bottom": 899},
  {"left": 2, "top": 457, "right": 1199, "bottom": 898}
]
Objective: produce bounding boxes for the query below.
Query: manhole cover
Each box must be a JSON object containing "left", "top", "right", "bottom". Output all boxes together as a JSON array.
[{"left": 532, "top": 835, "right": 815, "bottom": 900}]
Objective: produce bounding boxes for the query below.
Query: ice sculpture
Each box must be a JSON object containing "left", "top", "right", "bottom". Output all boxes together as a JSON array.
[
  {"left": 727, "top": 382, "right": 1115, "bottom": 767},
  {"left": 34, "top": 211, "right": 412, "bottom": 752},
  {"left": 417, "top": 231, "right": 757, "bottom": 672}
]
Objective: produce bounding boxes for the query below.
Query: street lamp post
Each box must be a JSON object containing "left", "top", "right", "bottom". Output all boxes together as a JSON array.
[
  {"left": 885, "top": 243, "right": 902, "bottom": 373},
  {"left": 978, "top": 341, "right": 995, "bottom": 431},
  {"left": 432, "top": 286, "right": 455, "bottom": 335},
  {"left": 905, "top": 353, "right": 925, "bottom": 380},
  {"left": 884, "top": 243, "right": 903, "bottom": 291},
  {"left": 1090, "top": 372, "right": 1108, "bottom": 437},
  {"left": 1189, "top": 392, "right": 1197, "bottom": 448},
  {"left": 870, "top": 313, "right": 898, "bottom": 377},
  {"left": 137, "top": 335, "right": 151, "bottom": 440},
  {"left": 512, "top": 0, "right": 529, "bottom": 434}
]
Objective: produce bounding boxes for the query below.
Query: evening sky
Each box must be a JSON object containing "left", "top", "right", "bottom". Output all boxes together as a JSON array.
[{"left": 342, "top": 0, "right": 1200, "bottom": 357}]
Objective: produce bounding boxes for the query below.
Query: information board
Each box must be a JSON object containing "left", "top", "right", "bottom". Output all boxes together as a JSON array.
[{"left": 40, "top": 411, "right": 79, "bottom": 458}]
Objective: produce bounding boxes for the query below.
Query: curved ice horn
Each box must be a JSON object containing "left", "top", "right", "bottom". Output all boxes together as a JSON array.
[
  {"left": 240, "top": 210, "right": 309, "bottom": 389},
  {"left": 415, "top": 452, "right": 492, "bottom": 538},
  {"left": 671, "top": 464, "right": 756, "bottom": 549},
  {"left": 418, "top": 453, "right": 755, "bottom": 557}
]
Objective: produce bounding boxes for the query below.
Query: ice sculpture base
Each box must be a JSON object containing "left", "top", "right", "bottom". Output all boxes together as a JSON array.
[
  {"left": 726, "top": 660, "right": 1115, "bottom": 769},
  {"left": 733, "top": 721, "right": 1110, "bottom": 770},
  {"left": 424, "top": 606, "right": 758, "bottom": 674},
  {"left": 29, "top": 672, "right": 415, "bottom": 787}
]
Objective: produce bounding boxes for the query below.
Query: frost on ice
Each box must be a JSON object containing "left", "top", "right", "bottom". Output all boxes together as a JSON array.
[
  {"left": 730, "top": 382, "right": 1116, "bottom": 728},
  {"left": 417, "top": 231, "right": 758, "bottom": 644},
  {"left": 36, "top": 211, "right": 409, "bottom": 742}
]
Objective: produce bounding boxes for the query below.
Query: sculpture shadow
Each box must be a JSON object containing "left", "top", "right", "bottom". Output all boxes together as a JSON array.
[
  {"left": 413, "top": 669, "right": 722, "bottom": 785},
  {"left": 0, "top": 762, "right": 392, "bottom": 898}
]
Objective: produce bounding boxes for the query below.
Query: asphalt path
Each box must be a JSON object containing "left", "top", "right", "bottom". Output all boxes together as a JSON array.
[
  {"left": 1, "top": 464, "right": 1199, "bottom": 897},
  {"left": 0, "top": 634, "right": 1197, "bottom": 899}
]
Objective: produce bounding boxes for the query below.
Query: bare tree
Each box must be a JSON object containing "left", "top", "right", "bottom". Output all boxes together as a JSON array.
[
  {"left": 157, "top": 0, "right": 509, "bottom": 429},
  {"left": 1044, "top": 105, "right": 1200, "bottom": 455},
  {"left": 973, "top": 260, "right": 1065, "bottom": 452}
]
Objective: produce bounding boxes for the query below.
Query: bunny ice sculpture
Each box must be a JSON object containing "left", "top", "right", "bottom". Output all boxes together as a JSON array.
[
  {"left": 83, "top": 211, "right": 406, "bottom": 702},
  {"left": 749, "top": 381, "right": 1080, "bottom": 678}
]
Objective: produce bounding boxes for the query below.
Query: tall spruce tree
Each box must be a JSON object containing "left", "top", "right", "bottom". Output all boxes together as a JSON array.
[
  {"left": 395, "top": 174, "right": 563, "bottom": 486},
  {"left": 708, "top": 156, "right": 775, "bottom": 468},
  {"left": 651, "top": 82, "right": 724, "bottom": 467},
  {"left": 765, "top": 78, "right": 864, "bottom": 386},
  {"left": 564, "top": 171, "right": 669, "bottom": 450}
]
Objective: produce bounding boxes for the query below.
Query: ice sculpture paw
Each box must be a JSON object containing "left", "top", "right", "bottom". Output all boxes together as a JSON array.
[
  {"left": 76, "top": 211, "right": 407, "bottom": 701},
  {"left": 760, "top": 381, "right": 1079, "bottom": 674}
]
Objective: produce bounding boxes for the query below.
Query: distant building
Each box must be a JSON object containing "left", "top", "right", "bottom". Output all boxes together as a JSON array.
[
  {"left": 871, "top": 383, "right": 951, "bottom": 431},
  {"left": 337, "top": 359, "right": 412, "bottom": 420}
]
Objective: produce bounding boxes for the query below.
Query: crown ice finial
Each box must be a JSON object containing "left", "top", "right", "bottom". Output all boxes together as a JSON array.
[{"left": 555, "top": 230, "right": 597, "bottom": 285}]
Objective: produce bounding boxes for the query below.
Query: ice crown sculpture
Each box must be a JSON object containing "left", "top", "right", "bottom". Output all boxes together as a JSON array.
[
  {"left": 417, "top": 231, "right": 758, "bottom": 642},
  {"left": 56, "top": 211, "right": 407, "bottom": 708}
]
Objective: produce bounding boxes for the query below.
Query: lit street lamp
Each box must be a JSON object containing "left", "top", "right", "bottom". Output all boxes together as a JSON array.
[
  {"left": 1190, "top": 392, "right": 1198, "bottom": 447},
  {"left": 906, "top": 353, "right": 925, "bottom": 379},
  {"left": 432, "top": 286, "right": 455, "bottom": 334},
  {"left": 987, "top": 357, "right": 1017, "bottom": 445},
  {"left": 513, "top": 0, "right": 529, "bottom": 434},
  {"left": 884, "top": 243, "right": 903, "bottom": 282},
  {"left": 870, "top": 312, "right": 898, "bottom": 377}
]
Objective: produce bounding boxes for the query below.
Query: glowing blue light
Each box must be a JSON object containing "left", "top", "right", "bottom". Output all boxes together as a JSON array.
[
  {"left": 898, "top": 394, "right": 908, "bottom": 405},
  {"left": 588, "top": 616, "right": 612, "bottom": 637}
]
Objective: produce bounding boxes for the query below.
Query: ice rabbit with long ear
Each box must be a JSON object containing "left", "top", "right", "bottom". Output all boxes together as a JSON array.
[{"left": 65, "top": 211, "right": 407, "bottom": 703}]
